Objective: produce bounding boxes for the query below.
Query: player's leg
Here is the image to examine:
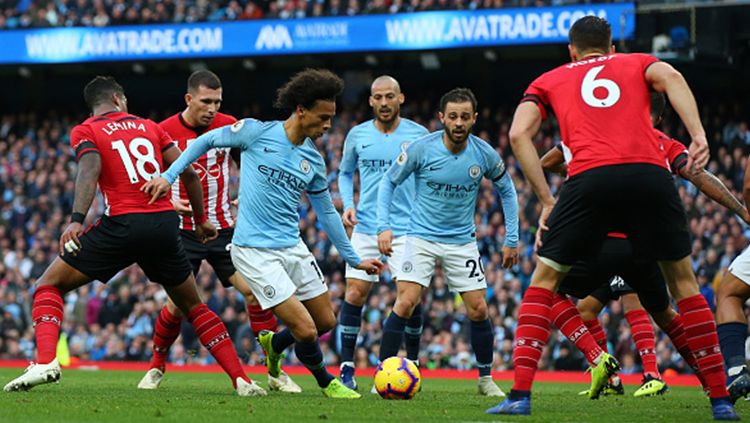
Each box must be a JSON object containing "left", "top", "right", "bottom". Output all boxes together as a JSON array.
[
  {"left": 388, "top": 236, "right": 425, "bottom": 365},
  {"left": 621, "top": 293, "right": 666, "bottom": 397},
  {"left": 551, "top": 293, "right": 605, "bottom": 367},
  {"left": 577, "top": 295, "right": 609, "bottom": 352},
  {"left": 4, "top": 258, "right": 91, "bottom": 392},
  {"left": 379, "top": 237, "right": 434, "bottom": 363},
  {"left": 459, "top": 288, "right": 504, "bottom": 397},
  {"left": 138, "top": 298, "right": 183, "bottom": 389},
  {"left": 716, "top": 260, "right": 750, "bottom": 402}
]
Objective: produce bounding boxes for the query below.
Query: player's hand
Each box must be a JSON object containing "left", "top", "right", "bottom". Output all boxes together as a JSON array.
[
  {"left": 172, "top": 199, "right": 193, "bottom": 217},
  {"left": 195, "top": 220, "right": 218, "bottom": 243},
  {"left": 356, "top": 258, "right": 385, "bottom": 275},
  {"left": 342, "top": 208, "right": 358, "bottom": 227},
  {"left": 687, "top": 134, "right": 709, "bottom": 173},
  {"left": 141, "top": 176, "right": 171, "bottom": 204},
  {"left": 501, "top": 246, "right": 519, "bottom": 268},
  {"left": 535, "top": 201, "right": 555, "bottom": 253},
  {"left": 378, "top": 230, "right": 394, "bottom": 256},
  {"left": 60, "top": 222, "right": 83, "bottom": 256}
]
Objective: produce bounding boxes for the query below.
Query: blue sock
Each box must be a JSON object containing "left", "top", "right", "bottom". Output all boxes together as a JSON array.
[
  {"left": 295, "top": 340, "right": 335, "bottom": 388},
  {"left": 271, "top": 328, "right": 296, "bottom": 354},
  {"left": 718, "top": 322, "right": 748, "bottom": 384},
  {"left": 404, "top": 303, "right": 423, "bottom": 362},
  {"left": 379, "top": 311, "right": 407, "bottom": 361},
  {"left": 471, "top": 319, "right": 494, "bottom": 377},
  {"left": 338, "top": 301, "right": 362, "bottom": 364}
]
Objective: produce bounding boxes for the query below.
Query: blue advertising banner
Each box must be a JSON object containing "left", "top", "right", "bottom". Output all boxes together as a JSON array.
[{"left": 0, "top": 4, "right": 635, "bottom": 64}]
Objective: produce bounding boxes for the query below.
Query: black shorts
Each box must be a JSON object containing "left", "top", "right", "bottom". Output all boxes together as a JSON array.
[
  {"left": 181, "top": 228, "right": 236, "bottom": 288},
  {"left": 557, "top": 237, "right": 671, "bottom": 313},
  {"left": 538, "top": 164, "right": 691, "bottom": 265},
  {"left": 61, "top": 211, "right": 192, "bottom": 286}
]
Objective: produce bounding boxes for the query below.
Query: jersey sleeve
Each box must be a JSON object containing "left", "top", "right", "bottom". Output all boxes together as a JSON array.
[
  {"left": 520, "top": 75, "right": 550, "bottom": 120},
  {"left": 154, "top": 124, "right": 176, "bottom": 152},
  {"left": 665, "top": 138, "right": 688, "bottom": 175},
  {"left": 217, "top": 118, "right": 263, "bottom": 150},
  {"left": 70, "top": 125, "right": 99, "bottom": 161},
  {"left": 338, "top": 129, "right": 358, "bottom": 210},
  {"left": 385, "top": 141, "right": 421, "bottom": 186},
  {"left": 632, "top": 53, "right": 660, "bottom": 72},
  {"left": 482, "top": 146, "right": 507, "bottom": 182},
  {"left": 307, "top": 160, "right": 329, "bottom": 195}
]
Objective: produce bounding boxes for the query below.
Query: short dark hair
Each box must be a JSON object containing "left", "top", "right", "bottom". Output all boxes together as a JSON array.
[
  {"left": 569, "top": 16, "right": 612, "bottom": 55},
  {"left": 439, "top": 88, "right": 478, "bottom": 113},
  {"left": 83, "top": 76, "right": 124, "bottom": 111},
  {"left": 650, "top": 92, "right": 667, "bottom": 122},
  {"left": 274, "top": 69, "right": 344, "bottom": 110},
  {"left": 187, "top": 70, "right": 222, "bottom": 92}
]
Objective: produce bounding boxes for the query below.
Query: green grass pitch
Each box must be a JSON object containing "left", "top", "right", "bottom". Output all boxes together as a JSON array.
[{"left": 0, "top": 369, "right": 736, "bottom": 422}]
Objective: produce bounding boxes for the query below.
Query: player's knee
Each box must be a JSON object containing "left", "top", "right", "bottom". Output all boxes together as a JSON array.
[
  {"left": 291, "top": 322, "right": 318, "bottom": 344},
  {"left": 394, "top": 296, "right": 418, "bottom": 318},
  {"left": 316, "top": 312, "right": 337, "bottom": 335},
  {"left": 717, "top": 274, "right": 748, "bottom": 302},
  {"left": 344, "top": 282, "right": 369, "bottom": 307},
  {"left": 467, "top": 302, "right": 489, "bottom": 321}
]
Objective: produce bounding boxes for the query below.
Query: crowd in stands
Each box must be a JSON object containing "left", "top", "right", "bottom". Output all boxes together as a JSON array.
[
  {"left": 0, "top": 94, "right": 748, "bottom": 379},
  {"left": 1, "top": 0, "right": 636, "bottom": 29}
]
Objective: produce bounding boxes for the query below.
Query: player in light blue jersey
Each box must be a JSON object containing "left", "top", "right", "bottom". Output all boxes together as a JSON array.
[
  {"left": 376, "top": 88, "right": 520, "bottom": 397},
  {"left": 336, "top": 76, "right": 429, "bottom": 390},
  {"left": 143, "top": 69, "right": 383, "bottom": 399}
]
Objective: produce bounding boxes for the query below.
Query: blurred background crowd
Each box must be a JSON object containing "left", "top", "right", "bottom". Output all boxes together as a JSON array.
[{"left": 0, "top": 90, "right": 747, "bottom": 377}]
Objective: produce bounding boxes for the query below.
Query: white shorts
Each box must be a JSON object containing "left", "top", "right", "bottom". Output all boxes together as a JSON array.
[
  {"left": 396, "top": 236, "right": 487, "bottom": 293},
  {"left": 230, "top": 240, "right": 327, "bottom": 310},
  {"left": 345, "top": 232, "right": 406, "bottom": 283},
  {"left": 729, "top": 246, "right": 750, "bottom": 286}
]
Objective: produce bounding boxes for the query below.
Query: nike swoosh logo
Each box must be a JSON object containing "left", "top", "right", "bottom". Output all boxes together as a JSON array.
[
  {"left": 263, "top": 147, "right": 277, "bottom": 153},
  {"left": 361, "top": 144, "right": 373, "bottom": 149},
  {"left": 429, "top": 166, "right": 442, "bottom": 171}
]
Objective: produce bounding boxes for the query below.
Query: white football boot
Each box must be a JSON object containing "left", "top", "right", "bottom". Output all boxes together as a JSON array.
[
  {"left": 268, "top": 370, "right": 302, "bottom": 393},
  {"left": 4, "top": 359, "right": 61, "bottom": 392},
  {"left": 478, "top": 376, "right": 506, "bottom": 397},
  {"left": 137, "top": 368, "right": 164, "bottom": 390},
  {"left": 236, "top": 378, "right": 267, "bottom": 397}
]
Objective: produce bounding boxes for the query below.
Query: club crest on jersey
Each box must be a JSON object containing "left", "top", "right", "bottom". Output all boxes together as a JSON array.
[
  {"left": 300, "top": 159, "right": 311, "bottom": 174},
  {"left": 230, "top": 119, "right": 245, "bottom": 133},
  {"left": 469, "top": 165, "right": 481, "bottom": 179},
  {"left": 263, "top": 285, "right": 276, "bottom": 298},
  {"left": 402, "top": 261, "right": 413, "bottom": 273},
  {"left": 397, "top": 152, "right": 408, "bottom": 166}
]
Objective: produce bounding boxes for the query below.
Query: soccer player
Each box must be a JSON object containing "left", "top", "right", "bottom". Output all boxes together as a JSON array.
[
  {"left": 488, "top": 16, "right": 738, "bottom": 420},
  {"left": 142, "top": 69, "right": 384, "bottom": 399},
  {"left": 716, "top": 156, "right": 750, "bottom": 403},
  {"left": 376, "top": 88, "right": 519, "bottom": 397},
  {"left": 137, "top": 70, "right": 300, "bottom": 393},
  {"left": 542, "top": 93, "right": 749, "bottom": 398},
  {"left": 3, "top": 76, "right": 266, "bottom": 397},
  {"left": 337, "top": 75, "right": 428, "bottom": 390}
]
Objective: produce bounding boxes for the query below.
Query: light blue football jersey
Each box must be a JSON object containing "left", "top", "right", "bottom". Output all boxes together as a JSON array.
[
  {"left": 338, "top": 118, "right": 428, "bottom": 236},
  {"left": 162, "top": 118, "right": 361, "bottom": 266},
  {"left": 377, "top": 131, "right": 519, "bottom": 246}
]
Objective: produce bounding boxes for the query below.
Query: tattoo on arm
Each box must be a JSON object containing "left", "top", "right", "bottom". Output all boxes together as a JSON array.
[
  {"left": 691, "top": 169, "right": 745, "bottom": 216},
  {"left": 72, "top": 153, "right": 102, "bottom": 216}
]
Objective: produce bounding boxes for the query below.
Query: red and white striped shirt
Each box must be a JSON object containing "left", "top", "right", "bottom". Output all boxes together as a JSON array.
[{"left": 159, "top": 112, "right": 237, "bottom": 230}]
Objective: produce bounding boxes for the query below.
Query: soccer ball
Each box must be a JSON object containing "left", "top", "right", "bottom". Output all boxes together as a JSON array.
[{"left": 373, "top": 357, "right": 421, "bottom": 400}]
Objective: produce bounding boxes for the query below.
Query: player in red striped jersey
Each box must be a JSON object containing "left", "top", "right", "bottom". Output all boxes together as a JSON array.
[
  {"left": 3, "top": 76, "right": 265, "bottom": 396},
  {"left": 137, "top": 71, "right": 301, "bottom": 393},
  {"left": 540, "top": 93, "right": 749, "bottom": 398}
]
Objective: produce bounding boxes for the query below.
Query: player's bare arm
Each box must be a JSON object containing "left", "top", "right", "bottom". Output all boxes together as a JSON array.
[
  {"left": 163, "top": 145, "right": 218, "bottom": 242},
  {"left": 509, "top": 101, "right": 555, "bottom": 250},
  {"left": 682, "top": 167, "right": 750, "bottom": 224},
  {"left": 540, "top": 147, "right": 567, "bottom": 176},
  {"left": 646, "top": 62, "right": 708, "bottom": 171},
  {"left": 61, "top": 151, "right": 102, "bottom": 256}
]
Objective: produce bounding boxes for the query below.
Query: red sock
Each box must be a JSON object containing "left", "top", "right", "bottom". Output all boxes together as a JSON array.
[
  {"left": 247, "top": 303, "right": 277, "bottom": 337},
  {"left": 625, "top": 309, "right": 660, "bottom": 378},
  {"left": 583, "top": 318, "right": 609, "bottom": 352},
  {"left": 677, "top": 295, "right": 729, "bottom": 398},
  {"left": 188, "top": 304, "right": 249, "bottom": 388},
  {"left": 149, "top": 306, "right": 182, "bottom": 372},
  {"left": 551, "top": 293, "right": 603, "bottom": 366},
  {"left": 512, "top": 286, "right": 553, "bottom": 392},
  {"left": 665, "top": 313, "right": 708, "bottom": 388},
  {"left": 32, "top": 285, "right": 64, "bottom": 364}
]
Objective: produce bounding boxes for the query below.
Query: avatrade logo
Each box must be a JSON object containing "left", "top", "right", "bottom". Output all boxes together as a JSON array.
[{"left": 255, "top": 25, "right": 293, "bottom": 50}]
